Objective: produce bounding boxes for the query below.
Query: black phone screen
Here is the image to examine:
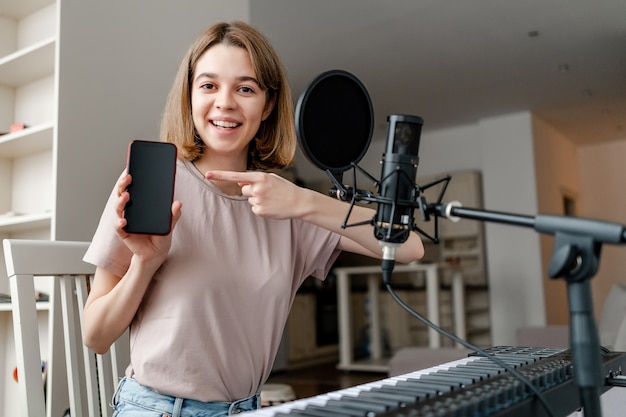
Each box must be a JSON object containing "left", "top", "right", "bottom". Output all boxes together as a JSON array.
[{"left": 124, "top": 140, "right": 177, "bottom": 235}]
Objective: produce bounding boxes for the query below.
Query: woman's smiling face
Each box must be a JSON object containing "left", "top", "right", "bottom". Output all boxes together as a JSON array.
[{"left": 191, "top": 43, "right": 275, "bottom": 166}]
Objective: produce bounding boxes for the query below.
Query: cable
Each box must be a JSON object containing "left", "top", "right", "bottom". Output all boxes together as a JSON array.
[{"left": 381, "top": 266, "right": 557, "bottom": 417}]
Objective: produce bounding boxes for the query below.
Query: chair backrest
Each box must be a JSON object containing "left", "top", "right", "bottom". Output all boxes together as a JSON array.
[{"left": 3, "top": 239, "right": 130, "bottom": 417}]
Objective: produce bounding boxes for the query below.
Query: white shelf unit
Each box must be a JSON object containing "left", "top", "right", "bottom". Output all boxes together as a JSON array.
[
  {"left": 0, "top": 1, "right": 56, "bottom": 243},
  {"left": 0, "top": 36, "right": 55, "bottom": 86},
  {"left": 0, "top": 1, "right": 252, "bottom": 415},
  {"left": 0, "top": 122, "right": 54, "bottom": 158},
  {"left": 420, "top": 170, "right": 491, "bottom": 346},
  {"left": 334, "top": 262, "right": 466, "bottom": 372},
  {"left": 1, "top": 3, "right": 57, "bottom": 413},
  {"left": 332, "top": 170, "right": 492, "bottom": 373}
]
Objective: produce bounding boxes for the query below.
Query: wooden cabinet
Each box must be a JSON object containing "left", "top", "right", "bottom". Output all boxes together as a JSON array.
[
  {"left": 285, "top": 292, "right": 338, "bottom": 369},
  {"left": 286, "top": 293, "right": 317, "bottom": 362}
]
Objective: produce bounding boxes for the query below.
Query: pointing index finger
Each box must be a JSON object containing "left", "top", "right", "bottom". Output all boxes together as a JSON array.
[{"left": 205, "top": 170, "right": 260, "bottom": 184}]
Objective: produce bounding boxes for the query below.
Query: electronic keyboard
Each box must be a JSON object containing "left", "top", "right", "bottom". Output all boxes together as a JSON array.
[{"left": 245, "top": 346, "right": 626, "bottom": 417}]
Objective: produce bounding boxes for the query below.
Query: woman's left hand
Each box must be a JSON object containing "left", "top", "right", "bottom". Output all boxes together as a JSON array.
[
  {"left": 205, "top": 170, "right": 307, "bottom": 219},
  {"left": 206, "top": 170, "right": 424, "bottom": 263}
]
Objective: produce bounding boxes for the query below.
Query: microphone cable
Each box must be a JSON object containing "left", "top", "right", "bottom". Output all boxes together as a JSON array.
[{"left": 381, "top": 265, "right": 557, "bottom": 417}]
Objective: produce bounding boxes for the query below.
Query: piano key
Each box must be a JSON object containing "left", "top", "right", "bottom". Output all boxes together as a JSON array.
[
  {"left": 273, "top": 409, "right": 330, "bottom": 417},
  {"left": 485, "top": 356, "right": 536, "bottom": 366},
  {"left": 394, "top": 378, "right": 455, "bottom": 394},
  {"left": 456, "top": 362, "right": 506, "bottom": 374},
  {"left": 328, "top": 396, "right": 390, "bottom": 413},
  {"left": 430, "top": 368, "right": 486, "bottom": 383},
  {"left": 485, "top": 353, "right": 537, "bottom": 362},
  {"left": 461, "top": 358, "right": 530, "bottom": 372},
  {"left": 252, "top": 396, "right": 336, "bottom": 417},
  {"left": 409, "top": 373, "right": 465, "bottom": 388},
  {"left": 356, "top": 390, "right": 419, "bottom": 407},
  {"left": 424, "top": 371, "right": 477, "bottom": 386},
  {"left": 354, "top": 392, "right": 408, "bottom": 408},
  {"left": 369, "top": 384, "right": 430, "bottom": 400},
  {"left": 294, "top": 395, "right": 369, "bottom": 412},
  {"left": 303, "top": 403, "right": 367, "bottom": 416},
  {"left": 301, "top": 404, "right": 372, "bottom": 417}
]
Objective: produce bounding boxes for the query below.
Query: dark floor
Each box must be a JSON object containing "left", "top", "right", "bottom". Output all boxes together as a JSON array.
[{"left": 265, "top": 362, "right": 384, "bottom": 400}]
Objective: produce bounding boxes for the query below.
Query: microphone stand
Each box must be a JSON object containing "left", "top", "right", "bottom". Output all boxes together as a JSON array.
[
  {"left": 427, "top": 205, "right": 625, "bottom": 417},
  {"left": 326, "top": 166, "right": 615, "bottom": 415}
]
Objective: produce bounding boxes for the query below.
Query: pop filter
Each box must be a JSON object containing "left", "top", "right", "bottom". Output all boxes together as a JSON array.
[{"left": 295, "top": 70, "right": 374, "bottom": 178}]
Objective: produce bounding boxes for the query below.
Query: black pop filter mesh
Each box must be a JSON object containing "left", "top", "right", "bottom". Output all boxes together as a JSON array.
[{"left": 295, "top": 70, "right": 373, "bottom": 173}]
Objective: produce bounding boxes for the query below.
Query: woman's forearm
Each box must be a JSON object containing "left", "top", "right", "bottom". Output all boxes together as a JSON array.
[
  {"left": 82, "top": 256, "right": 160, "bottom": 354},
  {"left": 298, "top": 188, "right": 425, "bottom": 263}
]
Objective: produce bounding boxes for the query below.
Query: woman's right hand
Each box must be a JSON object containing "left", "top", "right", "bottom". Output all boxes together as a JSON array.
[
  {"left": 114, "top": 172, "right": 183, "bottom": 265},
  {"left": 83, "top": 173, "right": 183, "bottom": 353}
]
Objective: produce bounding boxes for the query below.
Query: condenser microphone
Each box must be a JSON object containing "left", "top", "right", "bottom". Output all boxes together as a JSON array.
[
  {"left": 374, "top": 115, "right": 423, "bottom": 268},
  {"left": 294, "top": 70, "right": 424, "bottom": 275}
]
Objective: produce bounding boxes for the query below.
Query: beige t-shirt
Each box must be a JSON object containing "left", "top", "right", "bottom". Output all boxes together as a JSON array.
[{"left": 84, "top": 158, "right": 341, "bottom": 402}]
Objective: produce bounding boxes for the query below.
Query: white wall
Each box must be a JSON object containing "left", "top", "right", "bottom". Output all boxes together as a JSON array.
[
  {"left": 414, "top": 112, "right": 546, "bottom": 345},
  {"left": 295, "top": 110, "right": 545, "bottom": 345},
  {"left": 478, "top": 112, "right": 545, "bottom": 345},
  {"left": 532, "top": 116, "right": 582, "bottom": 325},
  {"left": 579, "top": 141, "right": 626, "bottom": 319}
]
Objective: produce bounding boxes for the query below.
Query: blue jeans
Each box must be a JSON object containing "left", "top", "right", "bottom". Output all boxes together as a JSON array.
[{"left": 112, "top": 377, "right": 261, "bottom": 416}]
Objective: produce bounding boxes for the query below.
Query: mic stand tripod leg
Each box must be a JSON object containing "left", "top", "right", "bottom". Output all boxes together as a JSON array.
[
  {"left": 568, "top": 279, "right": 604, "bottom": 417},
  {"left": 368, "top": 273, "right": 382, "bottom": 361},
  {"left": 549, "top": 232, "right": 604, "bottom": 417}
]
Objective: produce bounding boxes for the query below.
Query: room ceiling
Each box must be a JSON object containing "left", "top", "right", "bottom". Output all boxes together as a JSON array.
[
  {"left": 5, "top": 1, "right": 625, "bottom": 146},
  {"left": 251, "top": 0, "right": 626, "bottom": 146}
]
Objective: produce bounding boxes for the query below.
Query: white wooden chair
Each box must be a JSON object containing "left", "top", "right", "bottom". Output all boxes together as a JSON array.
[{"left": 3, "top": 239, "right": 130, "bottom": 417}]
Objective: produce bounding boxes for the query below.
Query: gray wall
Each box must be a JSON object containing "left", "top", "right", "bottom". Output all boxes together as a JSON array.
[{"left": 55, "top": 0, "right": 250, "bottom": 241}]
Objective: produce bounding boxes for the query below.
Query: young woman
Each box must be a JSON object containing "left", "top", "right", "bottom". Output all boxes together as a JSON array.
[{"left": 82, "top": 21, "right": 424, "bottom": 416}]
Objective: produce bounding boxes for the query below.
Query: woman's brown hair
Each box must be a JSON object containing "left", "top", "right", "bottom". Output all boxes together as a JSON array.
[{"left": 160, "top": 21, "right": 296, "bottom": 170}]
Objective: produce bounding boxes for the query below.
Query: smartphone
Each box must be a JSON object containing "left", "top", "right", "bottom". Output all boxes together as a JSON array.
[{"left": 123, "top": 140, "right": 177, "bottom": 235}]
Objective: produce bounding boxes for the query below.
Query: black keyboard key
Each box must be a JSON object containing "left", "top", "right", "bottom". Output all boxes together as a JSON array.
[
  {"left": 396, "top": 378, "right": 453, "bottom": 394},
  {"left": 304, "top": 403, "right": 367, "bottom": 416},
  {"left": 333, "top": 396, "right": 390, "bottom": 414}
]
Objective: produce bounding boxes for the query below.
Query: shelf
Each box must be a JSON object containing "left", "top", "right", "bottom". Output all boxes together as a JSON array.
[
  {"left": 335, "top": 263, "right": 468, "bottom": 372},
  {"left": 0, "top": 123, "right": 54, "bottom": 158},
  {"left": 0, "top": 212, "right": 52, "bottom": 233},
  {"left": 441, "top": 248, "right": 482, "bottom": 257},
  {"left": 0, "top": 36, "right": 56, "bottom": 87},
  {"left": 0, "top": 0, "right": 55, "bottom": 20},
  {"left": 466, "top": 327, "right": 491, "bottom": 336}
]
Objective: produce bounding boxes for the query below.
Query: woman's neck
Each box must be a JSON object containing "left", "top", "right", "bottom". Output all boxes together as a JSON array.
[{"left": 192, "top": 155, "right": 247, "bottom": 196}]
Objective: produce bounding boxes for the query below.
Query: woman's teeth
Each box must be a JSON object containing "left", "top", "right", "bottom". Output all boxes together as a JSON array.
[{"left": 212, "top": 120, "right": 239, "bottom": 128}]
